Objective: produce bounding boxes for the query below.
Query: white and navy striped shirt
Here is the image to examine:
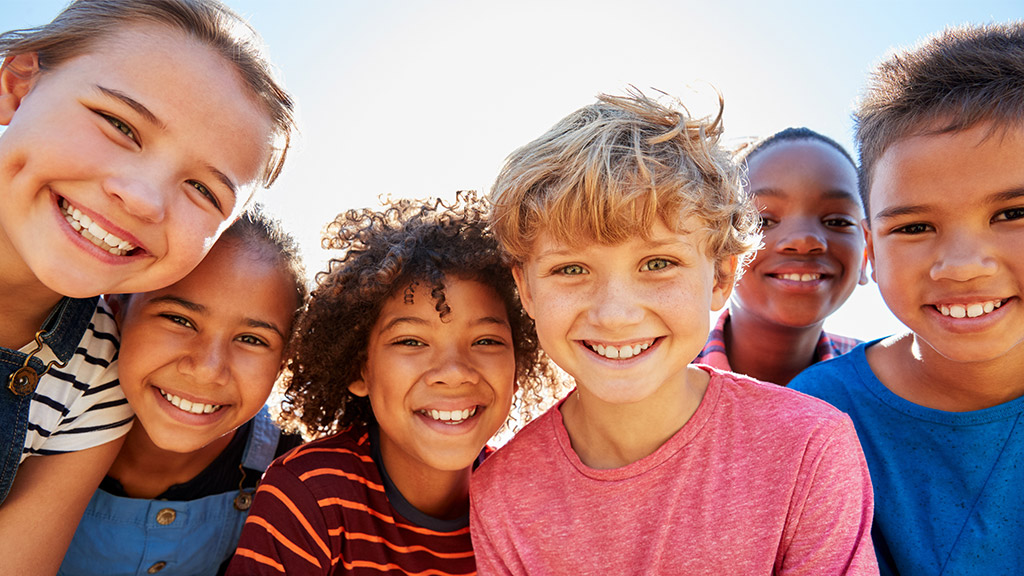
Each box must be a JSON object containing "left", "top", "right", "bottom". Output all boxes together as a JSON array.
[{"left": 21, "top": 297, "right": 133, "bottom": 461}]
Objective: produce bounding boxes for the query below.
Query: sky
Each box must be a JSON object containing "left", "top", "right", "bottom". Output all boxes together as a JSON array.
[{"left": 2, "top": 0, "right": 1021, "bottom": 341}]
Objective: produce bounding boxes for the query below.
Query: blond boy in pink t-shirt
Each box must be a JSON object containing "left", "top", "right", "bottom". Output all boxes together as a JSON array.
[{"left": 470, "top": 91, "right": 878, "bottom": 575}]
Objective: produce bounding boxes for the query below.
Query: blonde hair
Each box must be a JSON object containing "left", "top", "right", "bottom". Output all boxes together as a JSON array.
[
  {"left": 0, "top": 0, "right": 294, "bottom": 187},
  {"left": 490, "top": 89, "right": 759, "bottom": 283}
]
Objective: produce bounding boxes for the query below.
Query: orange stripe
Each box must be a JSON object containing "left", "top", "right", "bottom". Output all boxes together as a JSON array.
[
  {"left": 299, "top": 467, "right": 385, "bottom": 492},
  {"left": 246, "top": 515, "right": 323, "bottom": 569},
  {"left": 284, "top": 444, "right": 375, "bottom": 465},
  {"left": 341, "top": 558, "right": 475, "bottom": 576},
  {"left": 232, "top": 548, "right": 286, "bottom": 573},
  {"left": 345, "top": 531, "right": 473, "bottom": 559},
  {"left": 259, "top": 484, "right": 332, "bottom": 558},
  {"left": 317, "top": 497, "right": 470, "bottom": 537}
]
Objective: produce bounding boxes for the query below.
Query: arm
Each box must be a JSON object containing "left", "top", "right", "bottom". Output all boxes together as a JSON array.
[
  {"left": 778, "top": 416, "right": 879, "bottom": 576},
  {"left": 0, "top": 436, "right": 125, "bottom": 576},
  {"left": 226, "top": 462, "right": 332, "bottom": 576}
]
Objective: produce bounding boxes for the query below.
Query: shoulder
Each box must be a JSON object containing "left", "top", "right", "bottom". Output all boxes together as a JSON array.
[
  {"left": 473, "top": 405, "right": 561, "bottom": 487},
  {"left": 273, "top": 426, "right": 374, "bottom": 474},
  {"left": 789, "top": 340, "right": 876, "bottom": 409}
]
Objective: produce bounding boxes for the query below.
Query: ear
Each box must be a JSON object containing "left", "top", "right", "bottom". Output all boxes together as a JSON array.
[
  {"left": 349, "top": 378, "right": 369, "bottom": 398},
  {"left": 711, "top": 255, "right": 737, "bottom": 312},
  {"left": 0, "top": 53, "right": 40, "bottom": 126},
  {"left": 511, "top": 264, "right": 536, "bottom": 319},
  {"left": 861, "top": 219, "right": 877, "bottom": 284}
]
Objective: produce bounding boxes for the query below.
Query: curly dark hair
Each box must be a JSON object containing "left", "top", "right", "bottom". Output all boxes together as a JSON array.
[{"left": 278, "top": 191, "right": 555, "bottom": 438}]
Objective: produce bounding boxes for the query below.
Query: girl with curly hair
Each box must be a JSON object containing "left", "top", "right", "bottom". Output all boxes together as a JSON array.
[{"left": 228, "top": 191, "right": 553, "bottom": 576}]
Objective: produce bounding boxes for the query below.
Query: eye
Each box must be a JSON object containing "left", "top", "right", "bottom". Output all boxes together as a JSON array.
[
  {"left": 474, "top": 337, "right": 507, "bottom": 346},
  {"left": 640, "top": 258, "right": 673, "bottom": 271},
  {"left": 823, "top": 216, "right": 857, "bottom": 228},
  {"left": 892, "top": 222, "right": 933, "bottom": 235},
  {"left": 393, "top": 338, "right": 426, "bottom": 347},
  {"left": 237, "top": 334, "right": 268, "bottom": 347},
  {"left": 187, "top": 180, "right": 222, "bottom": 211},
  {"left": 759, "top": 216, "right": 778, "bottom": 229},
  {"left": 554, "top": 264, "right": 586, "bottom": 276},
  {"left": 993, "top": 207, "right": 1024, "bottom": 222},
  {"left": 160, "top": 313, "right": 194, "bottom": 329},
  {"left": 98, "top": 112, "right": 138, "bottom": 143}
]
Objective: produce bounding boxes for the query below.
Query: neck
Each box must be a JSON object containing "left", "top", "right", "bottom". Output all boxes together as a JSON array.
[
  {"left": 379, "top": 442, "right": 472, "bottom": 520},
  {"left": 725, "top": 309, "right": 825, "bottom": 386},
  {"left": 867, "top": 333, "right": 1024, "bottom": 412},
  {"left": 107, "top": 422, "right": 236, "bottom": 499},
  {"left": 0, "top": 259, "right": 65, "bottom": 350},
  {"left": 561, "top": 365, "right": 709, "bottom": 469}
]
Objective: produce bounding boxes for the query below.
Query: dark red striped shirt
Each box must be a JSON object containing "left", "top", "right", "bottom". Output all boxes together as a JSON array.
[{"left": 226, "top": 424, "right": 478, "bottom": 575}]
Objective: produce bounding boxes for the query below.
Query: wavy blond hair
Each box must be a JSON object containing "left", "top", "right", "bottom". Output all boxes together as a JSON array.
[{"left": 490, "top": 89, "right": 760, "bottom": 282}]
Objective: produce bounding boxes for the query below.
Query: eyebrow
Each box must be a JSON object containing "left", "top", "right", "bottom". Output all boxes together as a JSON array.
[
  {"left": 148, "top": 295, "right": 285, "bottom": 338},
  {"left": 97, "top": 85, "right": 165, "bottom": 129},
  {"left": 98, "top": 85, "right": 238, "bottom": 202},
  {"left": 378, "top": 315, "right": 510, "bottom": 334},
  {"left": 754, "top": 187, "right": 860, "bottom": 203},
  {"left": 874, "top": 187, "right": 1024, "bottom": 221}
]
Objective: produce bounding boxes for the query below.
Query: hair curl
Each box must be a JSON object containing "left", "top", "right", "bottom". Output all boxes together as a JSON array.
[
  {"left": 855, "top": 21, "right": 1024, "bottom": 216},
  {"left": 278, "top": 191, "right": 555, "bottom": 438},
  {"left": 490, "top": 88, "right": 760, "bottom": 284},
  {"left": 0, "top": 0, "right": 295, "bottom": 188}
]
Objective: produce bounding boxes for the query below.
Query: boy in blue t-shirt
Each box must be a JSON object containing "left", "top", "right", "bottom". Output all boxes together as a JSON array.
[{"left": 790, "top": 22, "right": 1024, "bottom": 575}]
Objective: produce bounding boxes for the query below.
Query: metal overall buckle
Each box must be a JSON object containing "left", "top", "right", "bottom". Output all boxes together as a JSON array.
[{"left": 7, "top": 330, "right": 69, "bottom": 396}]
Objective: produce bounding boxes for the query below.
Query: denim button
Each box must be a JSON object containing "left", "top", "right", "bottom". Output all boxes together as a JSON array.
[
  {"left": 147, "top": 561, "right": 166, "bottom": 573},
  {"left": 156, "top": 508, "right": 176, "bottom": 525}
]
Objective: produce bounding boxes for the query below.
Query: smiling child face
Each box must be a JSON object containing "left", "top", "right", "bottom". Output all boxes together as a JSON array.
[
  {"left": 731, "top": 139, "right": 866, "bottom": 330},
  {"left": 0, "top": 24, "right": 272, "bottom": 300},
  {"left": 351, "top": 276, "right": 517, "bottom": 477}
]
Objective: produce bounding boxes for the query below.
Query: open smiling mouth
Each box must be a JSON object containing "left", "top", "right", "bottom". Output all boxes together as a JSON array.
[
  {"left": 418, "top": 406, "right": 478, "bottom": 425},
  {"left": 771, "top": 273, "right": 824, "bottom": 282},
  {"left": 60, "top": 199, "right": 138, "bottom": 256},
  {"left": 936, "top": 299, "right": 1006, "bottom": 319},
  {"left": 160, "top": 388, "right": 223, "bottom": 415},
  {"left": 584, "top": 339, "right": 657, "bottom": 359}
]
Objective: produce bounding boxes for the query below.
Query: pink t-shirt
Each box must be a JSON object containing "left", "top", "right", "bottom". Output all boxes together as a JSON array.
[{"left": 470, "top": 366, "right": 878, "bottom": 575}]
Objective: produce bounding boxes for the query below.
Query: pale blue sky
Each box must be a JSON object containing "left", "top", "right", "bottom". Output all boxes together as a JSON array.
[{"left": 3, "top": 0, "right": 1021, "bottom": 339}]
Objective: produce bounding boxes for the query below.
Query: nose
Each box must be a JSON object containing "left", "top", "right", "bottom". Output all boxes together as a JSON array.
[
  {"left": 930, "top": 232, "right": 998, "bottom": 282},
  {"left": 774, "top": 218, "right": 826, "bottom": 254},
  {"left": 425, "top": 344, "right": 480, "bottom": 388},
  {"left": 586, "top": 274, "right": 645, "bottom": 329},
  {"left": 177, "top": 338, "right": 230, "bottom": 386},
  {"left": 103, "top": 173, "right": 168, "bottom": 223}
]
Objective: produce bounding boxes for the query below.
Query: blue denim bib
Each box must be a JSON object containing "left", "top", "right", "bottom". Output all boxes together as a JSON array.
[
  {"left": 59, "top": 408, "right": 281, "bottom": 575},
  {"left": 0, "top": 297, "right": 98, "bottom": 504}
]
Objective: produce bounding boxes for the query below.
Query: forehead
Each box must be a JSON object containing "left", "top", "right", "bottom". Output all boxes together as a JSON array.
[
  {"left": 72, "top": 24, "right": 273, "bottom": 208},
  {"left": 376, "top": 277, "right": 509, "bottom": 325},
  {"left": 529, "top": 216, "right": 709, "bottom": 261},
  {"left": 747, "top": 140, "right": 859, "bottom": 202},
  {"left": 869, "top": 123, "right": 1024, "bottom": 220}
]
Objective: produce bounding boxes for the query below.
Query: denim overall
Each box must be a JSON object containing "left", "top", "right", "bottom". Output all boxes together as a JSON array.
[
  {"left": 0, "top": 297, "right": 97, "bottom": 504},
  {"left": 58, "top": 408, "right": 282, "bottom": 575}
]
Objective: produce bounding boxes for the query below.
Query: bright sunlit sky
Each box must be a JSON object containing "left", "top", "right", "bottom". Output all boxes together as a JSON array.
[{"left": 3, "top": 0, "right": 1022, "bottom": 341}]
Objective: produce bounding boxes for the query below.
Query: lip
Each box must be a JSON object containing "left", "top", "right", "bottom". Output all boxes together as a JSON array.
[
  {"left": 926, "top": 297, "right": 1013, "bottom": 333},
  {"left": 52, "top": 191, "right": 149, "bottom": 261},
  {"left": 150, "top": 386, "right": 229, "bottom": 425},
  {"left": 579, "top": 336, "right": 663, "bottom": 363},
  {"left": 414, "top": 404, "right": 485, "bottom": 435}
]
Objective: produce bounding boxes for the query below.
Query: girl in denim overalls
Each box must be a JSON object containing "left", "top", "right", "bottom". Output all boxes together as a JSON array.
[
  {"left": 61, "top": 206, "right": 307, "bottom": 575},
  {"left": 0, "top": 0, "right": 294, "bottom": 571}
]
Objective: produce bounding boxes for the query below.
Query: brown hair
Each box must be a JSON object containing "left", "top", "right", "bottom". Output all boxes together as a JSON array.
[
  {"left": 0, "top": 0, "right": 295, "bottom": 187},
  {"left": 277, "top": 191, "right": 555, "bottom": 438},
  {"left": 856, "top": 21, "right": 1024, "bottom": 215},
  {"left": 490, "top": 89, "right": 760, "bottom": 283}
]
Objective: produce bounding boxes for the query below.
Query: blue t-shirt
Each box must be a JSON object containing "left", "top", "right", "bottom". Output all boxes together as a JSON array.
[{"left": 790, "top": 340, "right": 1024, "bottom": 575}]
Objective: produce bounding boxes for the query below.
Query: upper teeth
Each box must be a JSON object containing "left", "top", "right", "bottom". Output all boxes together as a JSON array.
[
  {"left": 160, "top": 389, "right": 222, "bottom": 415},
  {"left": 589, "top": 341, "right": 652, "bottom": 359},
  {"left": 938, "top": 300, "right": 1002, "bottom": 319},
  {"left": 61, "top": 199, "right": 136, "bottom": 256},
  {"left": 778, "top": 273, "right": 821, "bottom": 282},
  {"left": 426, "top": 407, "right": 477, "bottom": 424}
]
